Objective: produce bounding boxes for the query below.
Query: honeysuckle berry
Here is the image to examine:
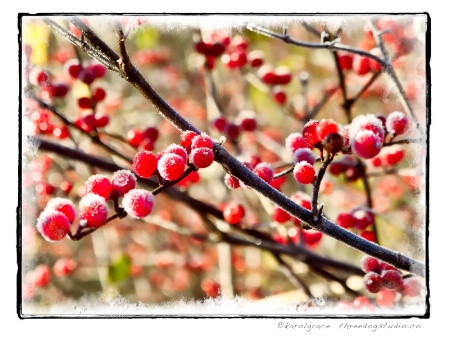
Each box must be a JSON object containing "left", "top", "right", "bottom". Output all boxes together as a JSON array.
[
  {"left": 386, "top": 111, "right": 409, "bottom": 136},
  {"left": 85, "top": 174, "right": 112, "bottom": 200},
  {"left": 293, "top": 148, "right": 316, "bottom": 166},
  {"left": 133, "top": 151, "right": 158, "bottom": 178},
  {"left": 302, "top": 120, "right": 320, "bottom": 148},
  {"left": 363, "top": 272, "right": 383, "bottom": 293},
  {"left": 223, "top": 202, "right": 245, "bottom": 224},
  {"left": 190, "top": 147, "right": 214, "bottom": 168},
  {"left": 253, "top": 162, "right": 274, "bottom": 183},
  {"left": 36, "top": 209, "right": 71, "bottom": 242},
  {"left": 45, "top": 197, "right": 76, "bottom": 223},
  {"left": 79, "top": 193, "right": 108, "bottom": 228},
  {"left": 158, "top": 153, "right": 186, "bottom": 181},
  {"left": 122, "top": 189, "right": 155, "bottom": 219},
  {"left": 285, "top": 133, "right": 308, "bottom": 153},
  {"left": 294, "top": 161, "right": 316, "bottom": 185},
  {"left": 112, "top": 169, "right": 137, "bottom": 196}
]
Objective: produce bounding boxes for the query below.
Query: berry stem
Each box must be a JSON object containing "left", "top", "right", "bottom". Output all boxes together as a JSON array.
[
  {"left": 152, "top": 164, "right": 198, "bottom": 196},
  {"left": 311, "top": 154, "right": 334, "bottom": 219}
]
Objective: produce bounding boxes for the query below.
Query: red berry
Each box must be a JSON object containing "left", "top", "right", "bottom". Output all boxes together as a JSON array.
[
  {"left": 60, "top": 181, "right": 73, "bottom": 194},
  {"left": 401, "top": 278, "right": 422, "bottom": 297},
  {"left": 180, "top": 131, "right": 198, "bottom": 153},
  {"left": 337, "top": 53, "right": 354, "bottom": 70},
  {"left": 224, "top": 123, "right": 240, "bottom": 140},
  {"left": 90, "top": 63, "right": 107, "bottom": 78},
  {"left": 190, "top": 147, "right": 214, "bottom": 168},
  {"left": 201, "top": 278, "right": 220, "bottom": 298},
  {"left": 351, "top": 208, "right": 375, "bottom": 230},
  {"left": 302, "top": 120, "right": 320, "bottom": 148},
  {"left": 258, "top": 65, "right": 277, "bottom": 85},
  {"left": 80, "top": 114, "right": 96, "bottom": 132},
  {"left": 386, "top": 111, "right": 409, "bottom": 136},
  {"left": 247, "top": 50, "right": 264, "bottom": 68},
  {"left": 163, "top": 144, "right": 188, "bottom": 163},
  {"left": 31, "top": 265, "right": 51, "bottom": 287},
  {"left": 127, "top": 129, "right": 145, "bottom": 147},
  {"left": 360, "top": 255, "right": 380, "bottom": 273},
  {"left": 224, "top": 174, "right": 240, "bottom": 189},
  {"left": 360, "top": 230, "right": 376, "bottom": 242},
  {"left": 302, "top": 230, "right": 323, "bottom": 247},
  {"left": 222, "top": 50, "right": 247, "bottom": 68},
  {"left": 92, "top": 87, "right": 106, "bottom": 102},
  {"left": 381, "top": 270, "right": 403, "bottom": 291},
  {"left": 336, "top": 212, "right": 355, "bottom": 229},
  {"left": 293, "top": 148, "right": 316, "bottom": 166},
  {"left": 53, "top": 126, "right": 70, "bottom": 139},
  {"left": 45, "top": 197, "right": 76, "bottom": 223},
  {"left": 95, "top": 114, "right": 109, "bottom": 128},
  {"left": 285, "top": 133, "right": 308, "bottom": 153},
  {"left": 133, "top": 151, "right": 157, "bottom": 178},
  {"left": 53, "top": 258, "right": 77, "bottom": 277},
  {"left": 53, "top": 83, "right": 69, "bottom": 97},
  {"left": 272, "top": 86, "right": 287, "bottom": 105},
  {"left": 376, "top": 288, "right": 397, "bottom": 308},
  {"left": 191, "top": 133, "right": 214, "bottom": 150},
  {"left": 369, "top": 48, "right": 383, "bottom": 72},
  {"left": 85, "top": 174, "right": 112, "bottom": 200},
  {"left": 274, "top": 66, "right": 292, "bottom": 85},
  {"left": 371, "top": 156, "right": 382, "bottom": 167},
  {"left": 112, "top": 169, "right": 136, "bottom": 196},
  {"left": 236, "top": 110, "right": 257, "bottom": 132},
  {"left": 294, "top": 161, "right": 316, "bottom": 184},
  {"left": 79, "top": 193, "right": 108, "bottom": 228},
  {"left": 231, "top": 36, "right": 248, "bottom": 50},
  {"left": 379, "top": 262, "right": 396, "bottom": 272},
  {"left": 223, "top": 202, "right": 245, "bottom": 224},
  {"left": 36, "top": 209, "right": 70, "bottom": 242},
  {"left": 353, "top": 56, "right": 371, "bottom": 75},
  {"left": 122, "top": 189, "right": 155, "bottom": 218},
  {"left": 317, "top": 119, "right": 339, "bottom": 141},
  {"left": 212, "top": 116, "right": 228, "bottom": 132},
  {"left": 139, "top": 137, "right": 154, "bottom": 151},
  {"left": 143, "top": 127, "right": 159, "bottom": 142},
  {"left": 30, "top": 67, "right": 49, "bottom": 86},
  {"left": 272, "top": 207, "right": 291, "bottom": 223},
  {"left": 352, "top": 130, "right": 383, "bottom": 159},
  {"left": 64, "top": 60, "right": 81, "bottom": 78},
  {"left": 78, "top": 97, "right": 92, "bottom": 109},
  {"left": 78, "top": 69, "right": 95, "bottom": 84},
  {"left": 385, "top": 147, "right": 404, "bottom": 166},
  {"left": 353, "top": 296, "right": 372, "bottom": 309},
  {"left": 363, "top": 272, "right": 383, "bottom": 293},
  {"left": 158, "top": 153, "right": 186, "bottom": 181},
  {"left": 253, "top": 162, "right": 274, "bottom": 183}
]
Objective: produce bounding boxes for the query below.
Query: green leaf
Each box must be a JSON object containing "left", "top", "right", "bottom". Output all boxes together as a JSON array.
[
  {"left": 107, "top": 254, "right": 131, "bottom": 284},
  {"left": 134, "top": 27, "right": 159, "bottom": 50}
]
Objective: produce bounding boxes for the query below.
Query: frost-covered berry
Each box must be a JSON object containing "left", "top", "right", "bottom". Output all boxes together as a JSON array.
[
  {"left": 163, "top": 144, "right": 188, "bottom": 163},
  {"left": 253, "top": 162, "right": 274, "bottom": 183},
  {"left": 294, "top": 161, "right": 316, "bottom": 184},
  {"left": 112, "top": 170, "right": 136, "bottom": 196},
  {"left": 223, "top": 203, "right": 245, "bottom": 224},
  {"left": 317, "top": 119, "right": 339, "bottom": 141},
  {"left": 180, "top": 130, "right": 198, "bottom": 153},
  {"left": 351, "top": 129, "right": 383, "bottom": 159},
  {"left": 190, "top": 147, "right": 214, "bottom": 168},
  {"left": 79, "top": 193, "right": 108, "bottom": 227},
  {"left": 302, "top": 120, "right": 320, "bottom": 147},
  {"left": 158, "top": 153, "right": 186, "bottom": 181},
  {"left": 133, "top": 151, "right": 157, "bottom": 178},
  {"left": 360, "top": 255, "right": 380, "bottom": 274},
  {"left": 191, "top": 133, "right": 214, "bottom": 150},
  {"left": 293, "top": 148, "right": 316, "bottom": 166},
  {"left": 364, "top": 272, "right": 383, "bottom": 293},
  {"left": 351, "top": 207, "right": 375, "bottom": 230},
  {"left": 376, "top": 288, "right": 397, "bottom": 308},
  {"left": 381, "top": 270, "right": 403, "bottom": 291},
  {"left": 350, "top": 114, "right": 385, "bottom": 140},
  {"left": 45, "top": 198, "right": 76, "bottom": 223},
  {"left": 401, "top": 278, "right": 422, "bottom": 297},
  {"left": 224, "top": 174, "right": 240, "bottom": 189},
  {"left": 36, "top": 209, "right": 70, "bottom": 242},
  {"left": 272, "top": 207, "right": 291, "bottom": 223},
  {"left": 386, "top": 111, "right": 409, "bottom": 136},
  {"left": 285, "top": 133, "right": 308, "bottom": 153},
  {"left": 236, "top": 110, "right": 257, "bottom": 132},
  {"left": 336, "top": 212, "right": 355, "bottom": 229},
  {"left": 122, "top": 189, "right": 155, "bottom": 219},
  {"left": 85, "top": 174, "right": 112, "bottom": 200}
]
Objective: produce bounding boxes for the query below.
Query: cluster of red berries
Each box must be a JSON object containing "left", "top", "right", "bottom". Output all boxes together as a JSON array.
[
  {"left": 127, "top": 126, "right": 159, "bottom": 151},
  {"left": 271, "top": 191, "right": 312, "bottom": 224},
  {"left": 64, "top": 59, "right": 107, "bottom": 85},
  {"left": 223, "top": 157, "right": 274, "bottom": 190},
  {"left": 29, "top": 66, "right": 69, "bottom": 100},
  {"left": 212, "top": 110, "right": 257, "bottom": 141},
  {"left": 328, "top": 155, "right": 363, "bottom": 182},
  {"left": 336, "top": 207, "right": 377, "bottom": 242},
  {"left": 194, "top": 33, "right": 262, "bottom": 71},
  {"left": 371, "top": 146, "right": 405, "bottom": 167},
  {"left": 338, "top": 50, "right": 382, "bottom": 76},
  {"left": 258, "top": 65, "right": 293, "bottom": 105},
  {"left": 360, "top": 255, "right": 422, "bottom": 307},
  {"left": 273, "top": 227, "right": 323, "bottom": 249},
  {"left": 28, "top": 107, "right": 70, "bottom": 140}
]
